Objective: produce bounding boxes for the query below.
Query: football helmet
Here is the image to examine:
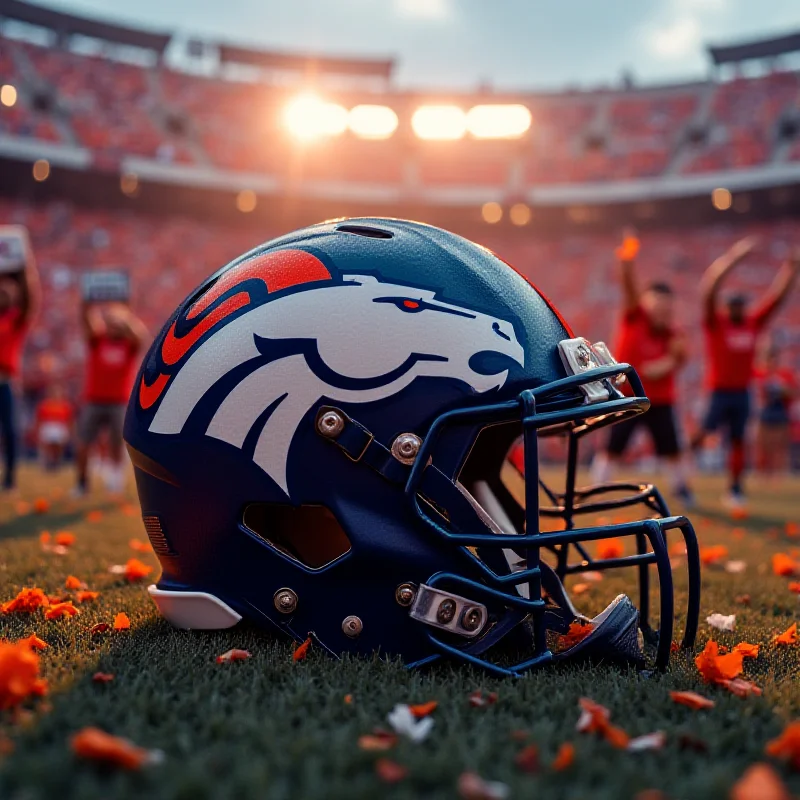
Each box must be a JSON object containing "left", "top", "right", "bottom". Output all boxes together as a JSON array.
[{"left": 125, "top": 218, "right": 700, "bottom": 676}]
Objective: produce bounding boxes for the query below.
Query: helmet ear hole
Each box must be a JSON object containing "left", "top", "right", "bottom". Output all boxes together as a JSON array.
[{"left": 242, "top": 503, "right": 351, "bottom": 570}]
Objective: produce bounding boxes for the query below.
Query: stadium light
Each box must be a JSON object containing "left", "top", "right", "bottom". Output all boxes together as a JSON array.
[
  {"left": 481, "top": 202, "right": 503, "bottom": 224},
  {"left": 509, "top": 203, "right": 531, "bottom": 226},
  {"left": 284, "top": 95, "right": 348, "bottom": 142},
  {"left": 411, "top": 105, "right": 467, "bottom": 141},
  {"left": 0, "top": 84, "right": 17, "bottom": 107},
  {"left": 32, "top": 159, "right": 50, "bottom": 182},
  {"left": 711, "top": 187, "right": 732, "bottom": 211},
  {"left": 236, "top": 189, "right": 257, "bottom": 213},
  {"left": 348, "top": 105, "right": 398, "bottom": 139},
  {"left": 466, "top": 105, "right": 531, "bottom": 139}
]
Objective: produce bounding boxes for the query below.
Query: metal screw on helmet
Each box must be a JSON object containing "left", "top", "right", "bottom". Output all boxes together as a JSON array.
[
  {"left": 342, "top": 615, "right": 363, "bottom": 637},
  {"left": 317, "top": 410, "right": 345, "bottom": 438},
  {"left": 273, "top": 588, "right": 298, "bottom": 614},
  {"left": 437, "top": 598, "right": 457, "bottom": 624},
  {"left": 391, "top": 433, "right": 422, "bottom": 465},
  {"left": 395, "top": 583, "right": 416, "bottom": 607},
  {"left": 460, "top": 606, "right": 484, "bottom": 633}
]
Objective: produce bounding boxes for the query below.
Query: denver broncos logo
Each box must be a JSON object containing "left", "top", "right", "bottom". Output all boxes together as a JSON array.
[{"left": 142, "top": 249, "right": 524, "bottom": 495}]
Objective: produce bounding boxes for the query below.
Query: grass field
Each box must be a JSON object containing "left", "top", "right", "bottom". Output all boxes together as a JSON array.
[{"left": 1, "top": 463, "right": 800, "bottom": 800}]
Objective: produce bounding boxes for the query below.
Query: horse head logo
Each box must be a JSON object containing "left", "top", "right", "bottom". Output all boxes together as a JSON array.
[{"left": 145, "top": 251, "right": 524, "bottom": 495}]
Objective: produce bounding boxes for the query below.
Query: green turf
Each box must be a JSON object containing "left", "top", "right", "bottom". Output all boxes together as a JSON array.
[{"left": 1, "top": 465, "right": 800, "bottom": 800}]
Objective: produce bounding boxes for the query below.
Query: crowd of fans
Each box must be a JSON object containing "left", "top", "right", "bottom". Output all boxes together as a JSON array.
[
  {"left": 2, "top": 34, "right": 800, "bottom": 184},
  {"left": 0, "top": 197, "right": 796, "bottom": 462}
]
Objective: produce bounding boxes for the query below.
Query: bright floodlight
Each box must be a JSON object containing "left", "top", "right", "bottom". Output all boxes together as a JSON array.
[
  {"left": 349, "top": 105, "right": 398, "bottom": 139},
  {"left": 284, "top": 95, "right": 348, "bottom": 141},
  {"left": 466, "top": 105, "right": 532, "bottom": 139},
  {"left": 411, "top": 105, "right": 467, "bottom": 140}
]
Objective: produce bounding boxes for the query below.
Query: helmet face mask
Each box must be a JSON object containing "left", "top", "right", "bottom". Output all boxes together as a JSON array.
[{"left": 125, "top": 218, "right": 700, "bottom": 676}]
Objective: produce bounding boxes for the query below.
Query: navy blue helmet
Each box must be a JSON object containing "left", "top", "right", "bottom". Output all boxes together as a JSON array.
[{"left": 125, "top": 218, "right": 700, "bottom": 676}]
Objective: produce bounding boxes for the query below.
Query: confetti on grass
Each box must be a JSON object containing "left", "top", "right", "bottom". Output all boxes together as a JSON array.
[
  {"left": 216, "top": 649, "right": 251, "bottom": 664},
  {"left": 71, "top": 727, "right": 163, "bottom": 770}
]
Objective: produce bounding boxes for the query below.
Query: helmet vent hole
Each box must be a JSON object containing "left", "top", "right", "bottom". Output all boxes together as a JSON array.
[
  {"left": 142, "top": 515, "right": 178, "bottom": 556},
  {"left": 335, "top": 224, "right": 393, "bottom": 239},
  {"left": 242, "top": 503, "right": 351, "bottom": 570}
]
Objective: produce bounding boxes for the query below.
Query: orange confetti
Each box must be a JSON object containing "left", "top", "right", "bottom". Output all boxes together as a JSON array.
[
  {"left": 358, "top": 730, "right": 397, "bottom": 751},
  {"left": 772, "top": 623, "right": 798, "bottom": 646},
  {"left": 571, "top": 583, "right": 590, "bottom": 595},
  {"left": 736, "top": 594, "right": 751, "bottom": 606},
  {"left": 92, "top": 672, "right": 115, "bottom": 683},
  {"left": 1, "top": 587, "right": 49, "bottom": 614},
  {"left": 344, "top": 694, "right": 353, "bottom": 705},
  {"left": 70, "top": 727, "right": 152, "bottom": 770},
  {"left": 375, "top": 758, "right": 408, "bottom": 783},
  {"left": 719, "top": 678, "right": 762, "bottom": 698},
  {"left": 64, "top": 575, "right": 84, "bottom": 590},
  {"left": 731, "top": 507, "right": 749, "bottom": 521},
  {"left": 694, "top": 640, "right": 743, "bottom": 683},
  {"left": 668, "top": 541, "right": 687, "bottom": 557},
  {"left": 789, "top": 583, "right": 800, "bottom": 594},
  {"left": 514, "top": 743, "right": 539, "bottom": 773},
  {"left": 733, "top": 642, "right": 760, "bottom": 659},
  {"left": 786, "top": 522, "right": 800, "bottom": 538},
  {"left": 409, "top": 701, "right": 438, "bottom": 718},
  {"left": 216, "top": 649, "right": 251, "bottom": 664},
  {"left": 469, "top": 690, "right": 499, "bottom": 707},
  {"left": 17, "top": 634, "right": 47, "bottom": 651},
  {"left": 730, "top": 763, "right": 790, "bottom": 800},
  {"left": 86, "top": 510, "right": 104, "bottom": 523},
  {"left": 597, "top": 539, "right": 623, "bottom": 560},
  {"left": 552, "top": 742, "right": 575, "bottom": 771},
  {"left": 54, "top": 531, "right": 75, "bottom": 547},
  {"left": 0, "top": 640, "right": 46, "bottom": 709},
  {"left": 45, "top": 601, "right": 79, "bottom": 620},
  {"left": 699, "top": 545, "right": 728, "bottom": 566},
  {"left": 670, "top": 690, "right": 715, "bottom": 710},
  {"left": 766, "top": 721, "right": 800, "bottom": 771},
  {"left": 76, "top": 591, "right": 99, "bottom": 603},
  {"left": 33, "top": 498, "right": 49, "bottom": 514},
  {"left": 128, "top": 539, "right": 151, "bottom": 553},
  {"left": 123, "top": 559, "right": 152, "bottom": 582},
  {"left": 556, "top": 622, "right": 593, "bottom": 651},
  {"left": 576, "top": 697, "right": 629, "bottom": 749},
  {"left": 293, "top": 637, "right": 311, "bottom": 662},
  {"left": 731, "top": 527, "right": 747, "bottom": 540},
  {"left": 15, "top": 500, "right": 30, "bottom": 515},
  {"left": 772, "top": 554, "right": 799, "bottom": 577},
  {"left": 39, "top": 532, "right": 50, "bottom": 547},
  {"left": 113, "top": 613, "right": 130, "bottom": 631},
  {"left": 615, "top": 235, "right": 640, "bottom": 262}
]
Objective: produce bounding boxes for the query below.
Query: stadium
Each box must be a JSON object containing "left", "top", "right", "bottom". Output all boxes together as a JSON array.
[{"left": 0, "top": 1, "right": 799, "bottom": 798}]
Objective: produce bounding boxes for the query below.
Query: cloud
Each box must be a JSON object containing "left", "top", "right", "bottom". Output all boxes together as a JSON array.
[
  {"left": 392, "top": 0, "right": 453, "bottom": 22},
  {"left": 647, "top": 16, "right": 702, "bottom": 59}
]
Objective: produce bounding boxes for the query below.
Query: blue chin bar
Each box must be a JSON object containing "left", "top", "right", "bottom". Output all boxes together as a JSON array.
[{"left": 405, "top": 362, "right": 701, "bottom": 677}]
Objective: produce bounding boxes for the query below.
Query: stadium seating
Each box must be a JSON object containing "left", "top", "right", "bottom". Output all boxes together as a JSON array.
[
  {"left": 3, "top": 197, "right": 797, "bottom": 435},
  {"left": 3, "top": 32, "right": 800, "bottom": 186}
]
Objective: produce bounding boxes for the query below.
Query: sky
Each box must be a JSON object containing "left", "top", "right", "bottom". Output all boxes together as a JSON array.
[{"left": 37, "top": 0, "right": 800, "bottom": 91}]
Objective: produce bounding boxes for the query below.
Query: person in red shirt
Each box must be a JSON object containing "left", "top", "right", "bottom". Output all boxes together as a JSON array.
[
  {"left": 691, "top": 238, "right": 799, "bottom": 508},
  {"left": 76, "top": 301, "right": 147, "bottom": 495},
  {"left": 591, "top": 233, "right": 693, "bottom": 504},
  {"left": 35, "top": 383, "right": 74, "bottom": 470},
  {"left": 753, "top": 345, "right": 797, "bottom": 480},
  {"left": 0, "top": 226, "right": 40, "bottom": 490}
]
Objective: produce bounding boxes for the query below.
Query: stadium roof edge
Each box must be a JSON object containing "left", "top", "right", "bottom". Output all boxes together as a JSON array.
[
  {"left": 0, "top": 0, "right": 171, "bottom": 53},
  {"left": 708, "top": 30, "right": 800, "bottom": 66},
  {"left": 215, "top": 42, "right": 394, "bottom": 80}
]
